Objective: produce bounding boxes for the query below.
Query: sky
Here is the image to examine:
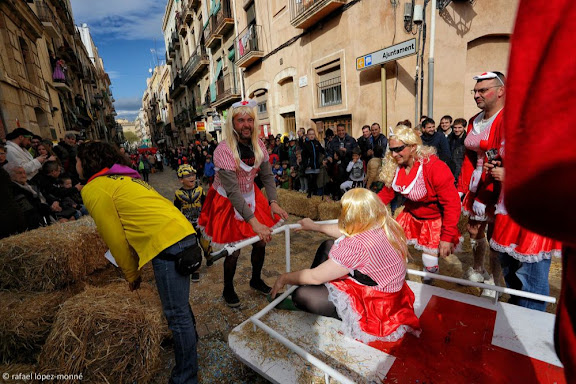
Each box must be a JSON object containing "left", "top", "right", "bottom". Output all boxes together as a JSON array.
[{"left": 70, "top": 0, "right": 167, "bottom": 121}]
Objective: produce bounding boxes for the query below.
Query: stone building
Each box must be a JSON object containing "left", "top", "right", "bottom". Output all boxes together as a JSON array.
[
  {"left": 155, "top": 0, "right": 517, "bottom": 144},
  {"left": 0, "top": 0, "right": 115, "bottom": 141}
]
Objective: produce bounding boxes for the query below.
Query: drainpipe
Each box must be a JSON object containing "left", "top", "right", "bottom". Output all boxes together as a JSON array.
[
  {"left": 231, "top": 0, "right": 245, "bottom": 100},
  {"left": 427, "top": 0, "right": 436, "bottom": 118},
  {"left": 381, "top": 65, "right": 387, "bottom": 137}
]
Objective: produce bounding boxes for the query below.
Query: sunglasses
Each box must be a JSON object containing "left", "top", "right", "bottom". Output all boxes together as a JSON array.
[{"left": 389, "top": 145, "right": 406, "bottom": 153}]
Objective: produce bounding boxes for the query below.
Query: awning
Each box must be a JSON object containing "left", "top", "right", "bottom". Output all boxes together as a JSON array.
[
  {"left": 228, "top": 48, "right": 235, "bottom": 62},
  {"left": 215, "top": 59, "right": 223, "bottom": 78},
  {"left": 210, "top": 83, "right": 216, "bottom": 102}
]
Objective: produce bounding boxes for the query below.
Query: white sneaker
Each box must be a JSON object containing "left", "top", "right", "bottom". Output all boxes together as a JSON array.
[{"left": 463, "top": 267, "right": 490, "bottom": 283}]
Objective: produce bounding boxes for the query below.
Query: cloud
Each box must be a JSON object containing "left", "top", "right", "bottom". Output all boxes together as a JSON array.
[
  {"left": 106, "top": 70, "right": 121, "bottom": 79},
  {"left": 70, "top": 0, "right": 166, "bottom": 40},
  {"left": 116, "top": 110, "right": 140, "bottom": 122},
  {"left": 114, "top": 96, "right": 142, "bottom": 111}
]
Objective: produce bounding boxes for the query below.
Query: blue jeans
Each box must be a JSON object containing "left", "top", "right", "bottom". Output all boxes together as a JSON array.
[
  {"left": 498, "top": 252, "right": 551, "bottom": 312},
  {"left": 152, "top": 257, "right": 198, "bottom": 383}
]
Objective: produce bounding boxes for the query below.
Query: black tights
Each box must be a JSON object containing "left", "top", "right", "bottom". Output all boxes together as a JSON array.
[
  {"left": 223, "top": 240, "right": 266, "bottom": 291},
  {"left": 292, "top": 240, "right": 341, "bottom": 319}
]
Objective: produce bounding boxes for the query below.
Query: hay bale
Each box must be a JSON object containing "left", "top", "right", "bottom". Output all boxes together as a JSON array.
[
  {"left": 317, "top": 200, "right": 341, "bottom": 221},
  {"left": 0, "top": 363, "right": 36, "bottom": 380},
  {"left": 0, "top": 290, "right": 73, "bottom": 363},
  {"left": 0, "top": 218, "right": 109, "bottom": 291},
  {"left": 277, "top": 189, "right": 319, "bottom": 219},
  {"left": 38, "top": 283, "right": 168, "bottom": 383}
]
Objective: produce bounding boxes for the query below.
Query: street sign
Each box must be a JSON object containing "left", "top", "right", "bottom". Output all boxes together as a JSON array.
[{"left": 356, "top": 38, "right": 417, "bottom": 70}]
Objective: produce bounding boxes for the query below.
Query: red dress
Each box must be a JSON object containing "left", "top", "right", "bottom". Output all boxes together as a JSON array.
[
  {"left": 197, "top": 139, "right": 281, "bottom": 248},
  {"left": 326, "top": 228, "right": 421, "bottom": 343},
  {"left": 379, "top": 156, "right": 461, "bottom": 255}
]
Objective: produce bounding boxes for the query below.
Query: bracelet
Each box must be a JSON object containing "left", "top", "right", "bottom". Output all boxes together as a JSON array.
[{"left": 269, "top": 200, "right": 278, "bottom": 206}]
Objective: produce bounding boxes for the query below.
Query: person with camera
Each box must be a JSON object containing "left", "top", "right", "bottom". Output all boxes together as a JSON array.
[
  {"left": 77, "top": 141, "right": 201, "bottom": 384},
  {"left": 483, "top": 146, "right": 561, "bottom": 307},
  {"left": 457, "top": 71, "right": 506, "bottom": 283},
  {"left": 5, "top": 128, "right": 56, "bottom": 180}
]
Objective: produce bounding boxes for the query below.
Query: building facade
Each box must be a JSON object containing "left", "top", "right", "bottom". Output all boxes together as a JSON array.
[
  {"left": 0, "top": 0, "right": 116, "bottom": 142},
  {"left": 152, "top": 0, "right": 517, "bottom": 145}
]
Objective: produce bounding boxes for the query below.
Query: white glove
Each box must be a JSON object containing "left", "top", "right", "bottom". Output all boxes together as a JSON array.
[
  {"left": 472, "top": 200, "right": 486, "bottom": 217},
  {"left": 458, "top": 192, "right": 464, "bottom": 199}
]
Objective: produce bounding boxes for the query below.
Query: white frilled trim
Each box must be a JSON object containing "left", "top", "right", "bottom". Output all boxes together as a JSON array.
[
  {"left": 326, "top": 283, "right": 421, "bottom": 344},
  {"left": 489, "top": 239, "right": 562, "bottom": 263},
  {"left": 197, "top": 220, "right": 285, "bottom": 250}
]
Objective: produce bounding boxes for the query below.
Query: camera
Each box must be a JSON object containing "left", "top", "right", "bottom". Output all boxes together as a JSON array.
[{"left": 485, "top": 149, "right": 498, "bottom": 162}]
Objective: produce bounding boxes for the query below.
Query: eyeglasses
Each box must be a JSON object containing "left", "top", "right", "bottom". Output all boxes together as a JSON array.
[
  {"left": 389, "top": 145, "right": 406, "bottom": 153},
  {"left": 471, "top": 86, "right": 501, "bottom": 95}
]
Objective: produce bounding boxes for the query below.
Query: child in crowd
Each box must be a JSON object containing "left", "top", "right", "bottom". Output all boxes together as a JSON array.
[
  {"left": 174, "top": 164, "right": 213, "bottom": 281},
  {"left": 60, "top": 176, "right": 89, "bottom": 218},
  {"left": 204, "top": 155, "right": 215, "bottom": 186},
  {"left": 296, "top": 151, "right": 308, "bottom": 193},
  {"left": 340, "top": 147, "right": 365, "bottom": 193},
  {"left": 272, "top": 162, "right": 284, "bottom": 187},
  {"left": 268, "top": 147, "right": 279, "bottom": 166},
  {"left": 280, "top": 161, "right": 290, "bottom": 189}
]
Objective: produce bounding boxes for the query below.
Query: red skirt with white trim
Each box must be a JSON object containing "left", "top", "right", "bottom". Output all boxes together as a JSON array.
[
  {"left": 327, "top": 279, "right": 421, "bottom": 343},
  {"left": 490, "top": 214, "right": 562, "bottom": 262},
  {"left": 197, "top": 185, "right": 281, "bottom": 247},
  {"left": 396, "top": 211, "right": 460, "bottom": 255}
]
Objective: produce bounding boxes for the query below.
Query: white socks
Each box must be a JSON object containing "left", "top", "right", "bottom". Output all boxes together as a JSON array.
[{"left": 422, "top": 253, "right": 439, "bottom": 274}]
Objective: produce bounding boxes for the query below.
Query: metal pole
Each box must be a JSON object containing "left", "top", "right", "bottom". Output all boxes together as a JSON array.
[
  {"left": 427, "top": 0, "right": 436, "bottom": 118},
  {"left": 231, "top": 0, "right": 245, "bottom": 99},
  {"left": 381, "top": 65, "right": 387, "bottom": 137}
]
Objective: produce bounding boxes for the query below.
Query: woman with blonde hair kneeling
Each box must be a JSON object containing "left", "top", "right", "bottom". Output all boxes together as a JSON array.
[{"left": 271, "top": 188, "right": 421, "bottom": 343}]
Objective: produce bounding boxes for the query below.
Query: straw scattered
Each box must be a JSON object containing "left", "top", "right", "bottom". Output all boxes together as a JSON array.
[{"left": 38, "top": 282, "right": 168, "bottom": 383}]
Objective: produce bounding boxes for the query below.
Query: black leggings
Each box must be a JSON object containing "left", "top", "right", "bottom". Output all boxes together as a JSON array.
[{"left": 292, "top": 240, "right": 341, "bottom": 319}]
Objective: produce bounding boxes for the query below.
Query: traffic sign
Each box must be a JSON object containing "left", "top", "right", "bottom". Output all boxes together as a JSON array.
[{"left": 356, "top": 38, "right": 417, "bottom": 70}]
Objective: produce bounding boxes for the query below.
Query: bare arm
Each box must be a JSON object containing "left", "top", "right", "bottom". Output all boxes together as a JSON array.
[{"left": 297, "top": 218, "right": 341, "bottom": 238}]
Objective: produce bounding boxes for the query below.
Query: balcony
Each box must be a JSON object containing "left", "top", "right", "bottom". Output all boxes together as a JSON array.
[
  {"left": 169, "top": 73, "right": 185, "bottom": 99},
  {"left": 166, "top": 51, "right": 173, "bottom": 65},
  {"left": 290, "top": 0, "right": 346, "bottom": 29},
  {"left": 171, "top": 31, "right": 180, "bottom": 49},
  {"left": 35, "top": 1, "right": 60, "bottom": 38},
  {"left": 177, "top": 13, "right": 187, "bottom": 37},
  {"left": 184, "top": 2, "right": 194, "bottom": 25},
  {"left": 52, "top": 62, "right": 71, "bottom": 92},
  {"left": 168, "top": 42, "right": 176, "bottom": 59},
  {"left": 205, "top": 0, "right": 234, "bottom": 49},
  {"left": 235, "top": 24, "right": 264, "bottom": 68},
  {"left": 212, "top": 72, "right": 241, "bottom": 108},
  {"left": 182, "top": 45, "right": 209, "bottom": 84}
]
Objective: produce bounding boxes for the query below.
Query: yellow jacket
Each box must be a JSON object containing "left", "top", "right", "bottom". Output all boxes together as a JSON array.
[{"left": 81, "top": 167, "right": 195, "bottom": 282}]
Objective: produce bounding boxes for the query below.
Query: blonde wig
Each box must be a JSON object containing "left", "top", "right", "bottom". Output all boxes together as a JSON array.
[
  {"left": 338, "top": 188, "right": 408, "bottom": 260},
  {"left": 379, "top": 125, "right": 436, "bottom": 187},
  {"left": 223, "top": 105, "right": 265, "bottom": 167}
]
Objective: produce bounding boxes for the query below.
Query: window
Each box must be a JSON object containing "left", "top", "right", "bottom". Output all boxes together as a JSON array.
[
  {"left": 316, "top": 61, "right": 342, "bottom": 107},
  {"left": 257, "top": 101, "right": 267, "bottom": 115}
]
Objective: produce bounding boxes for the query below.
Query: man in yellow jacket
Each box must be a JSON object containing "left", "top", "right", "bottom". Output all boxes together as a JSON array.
[{"left": 77, "top": 141, "right": 200, "bottom": 384}]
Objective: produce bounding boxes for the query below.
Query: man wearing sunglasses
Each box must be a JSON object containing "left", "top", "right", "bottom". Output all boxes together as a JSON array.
[{"left": 458, "top": 71, "right": 506, "bottom": 285}]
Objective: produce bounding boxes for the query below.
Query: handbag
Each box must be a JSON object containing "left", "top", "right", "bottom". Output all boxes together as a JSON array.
[
  {"left": 138, "top": 161, "right": 144, "bottom": 171},
  {"left": 175, "top": 243, "right": 203, "bottom": 276}
]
